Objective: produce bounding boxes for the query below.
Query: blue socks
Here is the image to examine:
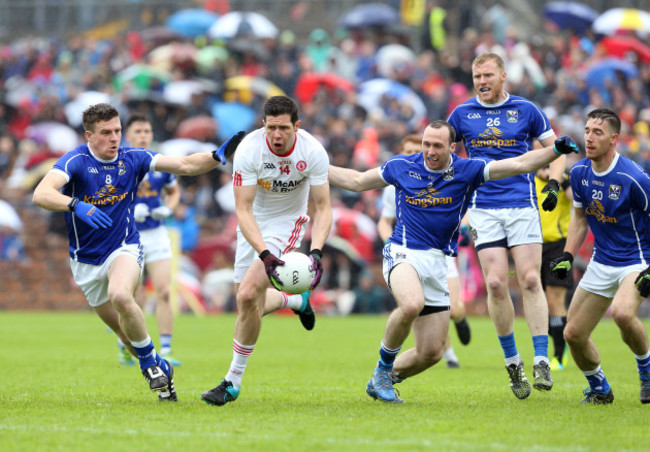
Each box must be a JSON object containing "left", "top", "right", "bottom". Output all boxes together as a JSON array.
[
  {"left": 131, "top": 337, "right": 170, "bottom": 376},
  {"left": 498, "top": 333, "right": 518, "bottom": 359},
  {"left": 635, "top": 351, "right": 650, "bottom": 373},
  {"left": 584, "top": 366, "right": 611, "bottom": 394},
  {"left": 377, "top": 340, "right": 401, "bottom": 371},
  {"left": 532, "top": 334, "right": 549, "bottom": 360}
]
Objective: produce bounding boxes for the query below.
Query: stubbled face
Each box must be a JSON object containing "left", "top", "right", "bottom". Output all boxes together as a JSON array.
[
  {"left": 472, "top": 59, "right": 506, "bottom": 104},
  {"left": 125, "top": 120, "right": 153, "bottom": 149},
  {"left": 263, "top": 114, "right": 300, "bottom": 155},
  {"left": 584, "top": 118, "right": 617, "bottom": 162},
  {"left": 86, "top": 116, "right": 121, "bottom": 160},
  {"left": 421, "top": 126, "right": 455, "bottom": 171},
  {"left": 400, "top": 141, "right": 421, "bottom": 156}
]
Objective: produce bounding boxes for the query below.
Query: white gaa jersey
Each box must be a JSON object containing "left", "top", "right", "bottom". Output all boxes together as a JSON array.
[{"left": 232, "top": 128, "right": 329, "bottom": 221}]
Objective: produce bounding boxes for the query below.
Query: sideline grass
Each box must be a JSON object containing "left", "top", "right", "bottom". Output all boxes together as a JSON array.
[{"left": 0, "top": 311, "right": 648, "bottom": 451}]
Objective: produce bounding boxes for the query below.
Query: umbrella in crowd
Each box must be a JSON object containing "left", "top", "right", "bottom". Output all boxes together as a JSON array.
[
  {"left": 3, "top": 77, "right": 38, "bottom": 107},
  {"left": 148, "top": 42, "right": 198, "bottom": 71},
  {"left": 194, "top": 45, "right": 229, "bottom": 75},
  {"left": 357, "top": 78, "right": 428, "bottom": 127},
  {"left": 175, "top": 116, "right": 218, "bottom": 140},
  {"left": 338, "top": 2, "right": 400, "bottom": 29},
  {"left": 585, "top": 57, "right": 639, "bottom": 90},
  {"left": 376, "top": 44, "right": 417, "bottom": 79},
  {"left": 544, "top": 1, "right": 598, "bottom": 35},
  {"left": 593, "top": 8, "right": 650, "bottom": 36},
  {"left": 165, "top": 9, "right": 219, "bottom": 39},
  {"left": 294, "top": 72, "right": 356, "bottom": 104},
  {"left": 25, "top": 121, "right": 80, "bottom": 154},
  {"left": 159, "top": 138, "right": 216, "bottom": 157},
  {"left": 224, "top": 76, "right": 285, "bottom": 103},
  {"left": 64, "top": 91, "right": 111, "bottom": 127},
  {"left": 162, "top": 79, "right": 218, "bottom": 106},
  {"left": 600, "top": 35, "right": 650, "bottom": 63},
  {"left": 208, "top": 11, "right": 278, "bottom": 40},
  {"left": 212, "top": 102, "right": 257, "bottom": 141},
  {"left": 114, "top": 64, "right": 170, "bottom": 92},
  {"left": 139, "top": 26, "right": 182, "bottom": 45}
]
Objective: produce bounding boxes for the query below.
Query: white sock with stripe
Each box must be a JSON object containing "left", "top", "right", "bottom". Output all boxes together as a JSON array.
[{"left": 225, "top": 339, "right": 255, "bottom": 389}]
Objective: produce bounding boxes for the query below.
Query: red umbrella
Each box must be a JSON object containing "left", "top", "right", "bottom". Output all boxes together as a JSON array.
[
  {"left": 294, "top": 72, "right": 356, "bottom": 104},
  {"left": 600, "top": 36, "right": 650, "bottom": 64},
  {"left": 175, "top": 116, "right": 217, "bottom": 140}
]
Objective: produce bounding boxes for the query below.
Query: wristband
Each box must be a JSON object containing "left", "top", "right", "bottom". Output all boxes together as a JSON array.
[
  {"left": 553, "top": 146, "right": 563, "bottom": 156},
  {"left": 259, "top": 250, "right": 271, "bottom": 260},
  {"left": 310, "top": 249, "right": 322, "bottom": 258},
  {"left": 67, "top": 197, "right": 79, "bottom": 211}
]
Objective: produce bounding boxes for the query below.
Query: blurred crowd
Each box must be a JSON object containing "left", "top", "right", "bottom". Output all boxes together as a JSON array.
[{"left": 1, "top": 1, "right": 649, "bottom": 314}]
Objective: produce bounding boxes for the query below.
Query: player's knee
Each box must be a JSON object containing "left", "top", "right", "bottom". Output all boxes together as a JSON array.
[
  {"left": 109, "top": 288, "right": 135, "bottom": 312},
  {"left": 610, "top": 306, "right": 635, "bottom": 329},
  {"left": 420, "top": 347, "right": 443, "bottom": 367},
  {"left": 519, "top": 271, "right": 542, "bottom": 293},
  {"left": 486, "top": 277, "right": 508, "bottom": 298},
  {"left": 400, "top": 300, "right": 424, "bottom": 319},
  {"left": 563, "top": 322, "right": 583, "bottom": 345},
  {"left": 155, "top": 285, "right": 170, "bottom": 304}
]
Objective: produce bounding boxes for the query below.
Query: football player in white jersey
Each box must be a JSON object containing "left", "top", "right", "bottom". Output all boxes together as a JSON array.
[
  {"left": 377, "top": 134, "right": 471, "bottom": 370},
  {"left": 201, "top": 96, "right": 332, "bottom": 406},
  {"left": 549, "top": 109, "right": 650, "bottom": 405},
  {"left": 329, "top": 120, "right": 577, "bottom": 403},
  {"left": 33, "top": 103, "right": 243, "bottom": 402},
  {"left": 448, "top": 52, "right": 565, "bottom": 399}
]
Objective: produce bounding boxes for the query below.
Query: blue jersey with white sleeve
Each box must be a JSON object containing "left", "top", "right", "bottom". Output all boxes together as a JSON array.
[
  {"left": 379, "top": 153, "right": 487, "bottom": 254},
  {"left": 570, "top": 153, "right": 650, "bottom": 267},
  {"left": 51, "top": 144, "right": 157, "bottom": 265},
  {"left": 447, "top": 94, "right": 555, "bottom": 209},
  {"left": 135, "top": 170, "right": 177, "bottom": 231}
]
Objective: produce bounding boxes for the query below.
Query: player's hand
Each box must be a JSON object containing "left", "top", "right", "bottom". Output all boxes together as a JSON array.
[
  {"left": 151, "top": 205, "right": 173, "bottom": 220},
  {"left": 541, "top": 179, "right": 560, "bottom": 212},
  {"left": 549, "top": 251, "right": 573, "bottom": 279},
  {"left": 458, "top": 224, "right": 471, "bottom": 247},
  {"left": 553, "top": 136, "right": 579, "bottom": 155},
  {"left": 74, "top": 201, "right": 113, "bottom": 229},
  {"left": 634, "top": 266, "right": 650, "bottom": 298},
  {"left": 133, "top": 203, "right": 150, "bottom": 222},
  {"left": 259, "top": 249, "right": 284, "bottom": 291},
  {"left": 212, "top": 131, "right": 246, "bottom": 165},
  {"left": 309, "top": 249, "right": 323, "bottom": 290}
]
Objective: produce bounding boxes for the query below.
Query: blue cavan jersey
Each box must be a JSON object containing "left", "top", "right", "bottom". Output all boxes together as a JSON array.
[
  {"left": 448, "top": 94, "right": 555, "bottom": 209},
  {"left": 135, "top": 170, "right": 177, "bottom": 231},
  {"left": 51, "top": 144, "right": 157, "bottom": 265},
  {"left": 379, "top": 153, "right": 487, "bottom": 255},
  {"left": 570, "top": 153, "right": 650, "bottom": 267}
]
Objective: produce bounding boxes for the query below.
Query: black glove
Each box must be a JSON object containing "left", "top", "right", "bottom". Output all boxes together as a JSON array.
[
  {"left": 458, "top": 224, "right": 471, "bottom": 247},
  {"left": 635, "top": 266, "right": 650, "bottom": 298},
  {"left": 309, "top": 249, "right": 323, "bottom": 290},
  {"left": 541, "top": 179, "right": 560, "bottom": 212},
  {"left": 259, "top": 250, "right": 284, "bottom": 291},
  {"left": 549, "top": 251, "right": 573, "bottom": 279},
  {"left": 212, "top": 131, "right": 246, "bottom": 164},
  {"left": 553, "top": 136, "right": 579, "bottom": 155}
]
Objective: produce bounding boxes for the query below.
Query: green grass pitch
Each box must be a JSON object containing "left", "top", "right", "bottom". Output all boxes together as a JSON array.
[{"left": 0, "top": 312, "right": 648, "bottom": 451}]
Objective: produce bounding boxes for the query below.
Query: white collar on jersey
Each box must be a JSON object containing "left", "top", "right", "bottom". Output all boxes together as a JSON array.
[
  {"left": 87, "top": 143, "right": 118, "bottom": 163},
  {"left": 475, "top": 92, "right": 510, "bottom": 108},
  {"left": 591, "top": 152, "right": 620, "bottom": 177}
]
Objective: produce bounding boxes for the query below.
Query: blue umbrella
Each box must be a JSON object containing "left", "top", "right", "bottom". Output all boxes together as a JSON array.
[
  {"left": 585, "top": 58, "right": 639, "bottom": 88},
  {"left": 212, "top": 102, "right": 257, "bottom": 141},
  {"left": 166, "top": 9, "right": 218, "bottom": 38},
  {"left": 544, "top": 1, "right": 598, "bottom": 35},
  {"left": 338, "top": 3, "right": 400, "bottom": 29}
]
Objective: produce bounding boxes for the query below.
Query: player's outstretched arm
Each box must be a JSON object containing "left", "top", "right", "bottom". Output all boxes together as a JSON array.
[
  {"left": 488, "top": 136, "right": 578, "bottom": 181},
  {"left": 33, "top": 172, "right": 76, "bottom": 211},
  {"left": 328, "top": 165, "right": 387, "bottom": 192}
]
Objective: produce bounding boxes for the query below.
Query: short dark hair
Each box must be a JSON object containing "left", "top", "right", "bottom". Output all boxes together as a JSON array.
[
  {"left": 263, "top": 96, "right": 299, "bottom": 124},
  {"left": 427, "top": 120, "right": 456, "bottom": 144},
  {"left": 82, "top": 103, "right": 119, "bottom": 133},
  {"left": 586, "top": 108, "right": 621, "bottom": 135},
  {"left": 125, "top": 113, "right": 151, "bottom": 130}
]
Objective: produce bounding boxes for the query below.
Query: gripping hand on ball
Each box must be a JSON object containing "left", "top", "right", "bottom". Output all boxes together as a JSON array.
[
  {"left": 553, "top": 136, "right": 579, "bottom": 155},
  {"left": 259, "top": 249, "right": 284, "bottom": 291},
  {"left": 212, "top": 131, "right": 246, "bottom": 165},
  {"left": 73, "top": 201, "right": 113, "bottom": 230},
  {"left": 635, "top": 266, "right": 650, "bottom": 298},
  {"left": 309, "top": 249, "right": 323, "bottom": 290},
  {"left": 549, "top": 251, "right": 573, "bottom": 279}
]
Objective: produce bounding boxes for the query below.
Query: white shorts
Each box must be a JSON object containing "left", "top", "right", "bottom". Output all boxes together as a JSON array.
[
  {"left": 382, "top": 243, "right": 449, "bottom": 307},
  {"left": 233, "top": 215, "right": 310, "bottom": 283},
  {"left": 446, "top": 255, "right": 458, "bottom": 279},
  {"left": 468, "top": 207, "right": 542, "bottom": 249},
  {"left": 579, "top": 261, "right": 646, "bottom": 299},
  {"left": 70, "top": 243, "right": 143, "bottom": 307},
  {"left": 139, "top": 225, "right": 172, "bottom": 264}
]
